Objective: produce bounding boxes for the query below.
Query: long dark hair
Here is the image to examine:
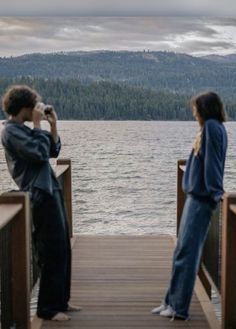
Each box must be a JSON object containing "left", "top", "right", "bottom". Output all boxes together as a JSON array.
[{"left": 191, "top": 91, "right": 226, "bottom": 123}]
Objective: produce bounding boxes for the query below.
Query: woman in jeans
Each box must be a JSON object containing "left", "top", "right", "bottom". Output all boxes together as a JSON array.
[{"left": 152, "top": 91, "right": 228, "bottom": 320}]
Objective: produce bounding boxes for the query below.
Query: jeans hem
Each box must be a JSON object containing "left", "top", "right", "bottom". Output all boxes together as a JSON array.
[
  {"left": 168, "top": 304, "right": 190, "bottom": 321},
  {"left": 172, "top": 313, "right": 190, "bottom": 321}
]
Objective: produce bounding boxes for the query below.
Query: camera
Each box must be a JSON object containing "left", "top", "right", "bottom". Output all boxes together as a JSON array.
[
  {"left": 44, "top": 105, "right": 53, "bottom": 115},
  {"left": 37, "top": 102, "right": 53, "bottom": 115}
]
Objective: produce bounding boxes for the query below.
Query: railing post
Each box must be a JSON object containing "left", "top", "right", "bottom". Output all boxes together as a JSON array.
[
  {"left": 177, "top": 159, "right": 186, "bottom": 235},
  {"left": 0, "top": 192, "right": 31, "bottom": 329},
  {"left": 221, "top": 193, "right": 236, "bottom": 329},
  {"left": 57, "top": 158, "right": 73, "bottom": 237}
]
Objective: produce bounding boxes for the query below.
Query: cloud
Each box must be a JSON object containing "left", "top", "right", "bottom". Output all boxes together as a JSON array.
[
  {"left": 0, "top": 17, "right": 235, "bottom": 57},
  {"left": 1, "top": 0, "right": 236, "bottom": 15}
]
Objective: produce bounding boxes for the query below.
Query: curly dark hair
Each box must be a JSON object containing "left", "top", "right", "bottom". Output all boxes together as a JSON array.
[
  {"left": 191, "top": 91, "right": 226, "bottom": 123},
  {"left": 2, "top": 85, "right": 40, "bottom": 116}
]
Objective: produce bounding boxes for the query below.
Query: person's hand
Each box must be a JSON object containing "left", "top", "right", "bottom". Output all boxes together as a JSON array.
[
  {"left": 45, "top": 106, "right": 58, "bottom": 127},
  {"left": 47, "top": 107, "right": 59, "bottom": 143},
  {"left": 32, "top": 103, "right": 44, "bottom": 128}
]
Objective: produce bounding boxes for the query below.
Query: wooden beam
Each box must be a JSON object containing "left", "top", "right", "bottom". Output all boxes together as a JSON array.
[
  {"left": 57, "top": 159, "right": 73, "bottom": 237},
  {"left": 55, "top": 164, "right": 69, "bottom": 178},
  {"left": 176, "top": 159, "right": 186, "bottom": 235},
  {"left": 195, "top": 276, "right": 220, "bottom": 329},
  {"left": 0, "top": 192, "right": 31, "bottom": 329},
  {"left": 221, "top": 193, "right": 236, "bottom": 329},
  {"left": 0, "top": 204, "right": 22, "bottom": 230}
]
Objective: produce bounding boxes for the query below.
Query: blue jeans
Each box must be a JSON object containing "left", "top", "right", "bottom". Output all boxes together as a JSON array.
[{"left": 164, "top": 194, "right": 216, "bottom": 319}]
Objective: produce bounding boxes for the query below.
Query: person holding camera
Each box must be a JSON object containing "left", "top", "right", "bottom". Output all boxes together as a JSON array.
[{"left": 1, "top": 85, "right": 80, "bottom": 321}]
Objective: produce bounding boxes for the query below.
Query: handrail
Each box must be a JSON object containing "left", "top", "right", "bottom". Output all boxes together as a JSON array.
[
  {"left": 229, "top": 204, "right": 236, "bottom": 215},
  {"left": 221, "top": 193, "right": 236, "bottom": 329},
  {"left": 56, "top": 158, "right": 73, "bottom": 237},
  {"left": 179, "top": 165, "right": 186, "bottom": 172},
  {"left": 0, "top": 158, "right": 73, "bottom": 329},
  {"left": 55, "top": 164, "right": 70, "bottom": 178},
  {"left": 176, "top": 159, "right": 186, "bottom": 234},
  {"left": 0, "top": 204, "right": 22, "bottom": 230},
  {"left": 177, "top": 160, "right": 236, "bottom": 329},
  {"left": 0, "top": 192, "right": 31, "bottom": 329}
]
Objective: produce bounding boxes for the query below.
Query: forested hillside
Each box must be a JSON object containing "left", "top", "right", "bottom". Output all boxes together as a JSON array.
[{"left": 0, "top": 51, "right": 236, "bottom": 120}]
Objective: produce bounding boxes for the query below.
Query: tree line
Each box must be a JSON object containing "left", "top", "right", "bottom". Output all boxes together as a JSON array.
[
  {"left": 0, "top": 77, "right": 236, "bottom": 120},
  {"left": 1, "top": 51, "right": 236, "bottom": 99}
]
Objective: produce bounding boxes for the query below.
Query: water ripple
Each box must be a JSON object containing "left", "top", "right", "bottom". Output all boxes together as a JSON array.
[{"left": 1, "top": 121, "right": 236, "bottom": 235}]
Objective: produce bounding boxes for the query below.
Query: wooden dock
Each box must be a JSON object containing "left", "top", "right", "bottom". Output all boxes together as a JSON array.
[
  {"left": 2, "top": 159, "right": 236, "bottom": 329},
  {"left": 40, "top": 235, "right": 219, "bottom": 329}
]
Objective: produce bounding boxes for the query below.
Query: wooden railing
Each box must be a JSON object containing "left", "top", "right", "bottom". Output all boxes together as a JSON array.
[
  {"left": 56, "top": 158, "right": 73, "bottom": 237},
  {"left": 177, "top": 160, "right": 236, "bottom": 329},
  {"left": 0, "top": 158, "right": 73, "bottom": 329},
  {"left": 176, "top": 159, "right": 186, "bottom": 235},
  {"left": 0, "top": 192, "right": 31, "bottom": 329},
  {"left": 221, "top": 193, "right": 236, "bottom": 329}
]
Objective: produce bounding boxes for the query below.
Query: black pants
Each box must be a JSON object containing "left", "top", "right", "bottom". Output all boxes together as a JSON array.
[{"left": 32, "top": 190, "right": 71, "bottom": 319}]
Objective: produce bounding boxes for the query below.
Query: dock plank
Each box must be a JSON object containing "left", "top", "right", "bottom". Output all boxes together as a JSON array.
[{"left": 41, "top": 235, "right": 218, "bottom": 329}]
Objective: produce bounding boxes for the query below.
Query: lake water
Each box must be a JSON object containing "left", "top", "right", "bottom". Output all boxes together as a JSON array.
[{"left": 0, "top": 121, "right": 236, "bottom": 235}]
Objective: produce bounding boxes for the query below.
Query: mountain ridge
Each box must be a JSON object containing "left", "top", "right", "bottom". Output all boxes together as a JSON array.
[
  {"left": 0, "top": 51, "right": 236, "bottom": 120},
  {"left": 0, "top": 50, "right": 236, "bottom": 98}
]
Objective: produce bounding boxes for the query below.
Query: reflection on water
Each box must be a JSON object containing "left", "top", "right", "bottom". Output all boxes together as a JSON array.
[{"left": 0, "top": 121, "right": 236, "bottom": 235}]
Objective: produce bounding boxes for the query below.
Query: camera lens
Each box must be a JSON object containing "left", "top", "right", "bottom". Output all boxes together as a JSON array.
[{"left": 44, "top": 105, "right": 53, "bottom": 115}]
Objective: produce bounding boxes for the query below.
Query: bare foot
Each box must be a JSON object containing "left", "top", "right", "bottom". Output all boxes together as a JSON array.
[
  {"left": 67, "top": 304, "right": 82, "bottom": 312},
  {"left": 51, "top": 312, "right": 71, "bottom": 321}
]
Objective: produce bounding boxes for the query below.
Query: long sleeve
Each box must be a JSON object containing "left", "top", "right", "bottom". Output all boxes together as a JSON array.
[
  {"left": 1, "top": 121, "right": 62, "bottom": 194},
  {"left": 43, "top": 131, "right": 61, "bottom": 158},
  {"left": 182, "top": 119, "right": 227, "bottom": 203},
  {"left": 204, "top": 120, "right": 226, "bottom": 202},
  {"left": 3, "top": 126, "right": 51, "bottom": 163}
]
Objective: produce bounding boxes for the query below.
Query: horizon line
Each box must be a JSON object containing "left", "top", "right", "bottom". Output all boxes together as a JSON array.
[{"left": 1, "top": 49, "right": 236, "bottom": 59}]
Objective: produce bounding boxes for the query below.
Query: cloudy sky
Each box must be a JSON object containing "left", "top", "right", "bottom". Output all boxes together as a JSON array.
[
  {"left": 1, "top": 1, "right": 236, "bottom": 57},
  {"left": 1, "top": 0, "right": 236, "bottom": 16}
]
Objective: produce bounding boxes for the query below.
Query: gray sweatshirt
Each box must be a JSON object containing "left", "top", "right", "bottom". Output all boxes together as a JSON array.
[{"left": 1, "top": 120, "right": 61, "bottom": 195}]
